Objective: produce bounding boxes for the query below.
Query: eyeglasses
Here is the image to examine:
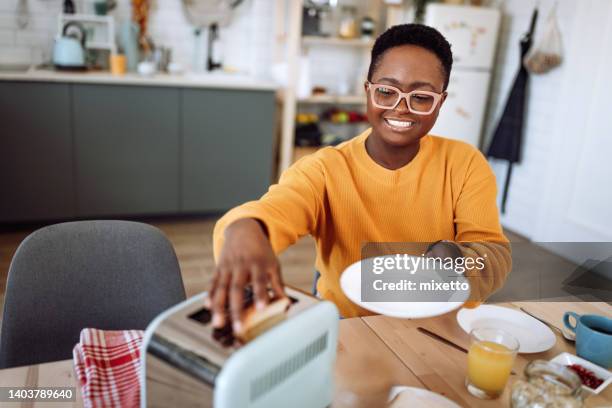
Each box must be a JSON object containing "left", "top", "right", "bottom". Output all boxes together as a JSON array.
[{"left": 365, "top": 81, "right": 445, "bottom": 115}]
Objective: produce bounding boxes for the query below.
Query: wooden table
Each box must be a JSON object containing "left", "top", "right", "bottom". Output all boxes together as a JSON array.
[{"left": 1, "top": 302, "right": 610, "bottom": 407}]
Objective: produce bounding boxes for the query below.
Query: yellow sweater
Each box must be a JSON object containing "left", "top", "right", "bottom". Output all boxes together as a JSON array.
[{"left": 213, "top": 129, "right": 511, "bottom": 317}]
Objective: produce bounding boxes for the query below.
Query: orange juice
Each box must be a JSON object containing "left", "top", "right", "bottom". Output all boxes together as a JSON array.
[{"left": 467, "top": 341, "right": 514, "bottom": 394}]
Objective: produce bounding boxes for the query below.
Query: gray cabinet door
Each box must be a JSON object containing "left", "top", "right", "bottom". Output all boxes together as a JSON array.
[
  {"left": 73, "top": 84, "right": 180, "bottom": 216},
  {"left": 181, "top": 89, "right": 275, "bottom": 212},
  {"left": 0, "top": 82, "right": 74, "bottom": 222}
]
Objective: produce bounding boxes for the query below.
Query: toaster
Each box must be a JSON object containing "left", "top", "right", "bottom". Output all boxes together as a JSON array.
[{"left": 140, "top": 287, "right": 339, "bottom": 408}]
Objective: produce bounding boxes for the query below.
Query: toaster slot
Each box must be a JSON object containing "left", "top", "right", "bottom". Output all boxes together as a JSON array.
[
  {"left": 188, "top": 308, "right": 212, "bottom": 325},
  {"left": 188, "top": 287, "right": 298, "bottom": 328}
]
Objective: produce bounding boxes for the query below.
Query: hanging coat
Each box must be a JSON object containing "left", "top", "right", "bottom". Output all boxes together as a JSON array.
[{"left": 487, "top": 8, "right": 539, "bottom": 213}]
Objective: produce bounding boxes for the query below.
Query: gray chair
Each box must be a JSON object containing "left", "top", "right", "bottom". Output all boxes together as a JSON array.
[{"left": 0, "top": 220, "right": 186, "bottom": 369}]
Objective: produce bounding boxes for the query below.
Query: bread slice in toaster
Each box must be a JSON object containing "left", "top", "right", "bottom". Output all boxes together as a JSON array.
[{"left": 234, "top": 297, "right": 291, "bottom": 343}]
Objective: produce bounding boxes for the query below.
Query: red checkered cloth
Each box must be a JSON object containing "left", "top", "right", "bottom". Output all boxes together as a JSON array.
[{"left": 73, "top": 329, "right": 144, "bottom": 408}]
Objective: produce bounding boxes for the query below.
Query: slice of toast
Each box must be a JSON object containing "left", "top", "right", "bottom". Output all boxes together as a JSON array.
[{"left": 234, "top": 297, "right": 291, "bottom": 343}]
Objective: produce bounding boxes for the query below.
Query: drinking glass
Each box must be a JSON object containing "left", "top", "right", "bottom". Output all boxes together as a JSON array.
[{"left": 466, "top": 327, "right": 519, "bottom": 399}]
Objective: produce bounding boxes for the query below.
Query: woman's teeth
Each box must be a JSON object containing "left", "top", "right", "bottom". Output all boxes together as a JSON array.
[{"left": 385, "top": 118, "right": 415, "bottom": 129}]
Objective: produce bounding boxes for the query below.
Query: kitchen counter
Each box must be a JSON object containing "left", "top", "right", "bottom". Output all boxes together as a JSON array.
[{"left": 0, "top": 68, "right": 279, "bottom": 91}]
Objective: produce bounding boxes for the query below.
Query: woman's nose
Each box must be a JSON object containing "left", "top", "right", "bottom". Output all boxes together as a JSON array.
[{"left": 394, "top": 96, "right": 411, "bottom": 113}]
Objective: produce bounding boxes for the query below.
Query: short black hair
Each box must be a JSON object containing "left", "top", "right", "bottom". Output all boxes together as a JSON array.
[{"left": 367, "top": 24, "right": 453, "bottom": 91}]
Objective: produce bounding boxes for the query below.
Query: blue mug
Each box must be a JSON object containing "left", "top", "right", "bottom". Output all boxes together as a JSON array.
[{"left": 563, "top": 312, "right": 612, "bottom": 368}]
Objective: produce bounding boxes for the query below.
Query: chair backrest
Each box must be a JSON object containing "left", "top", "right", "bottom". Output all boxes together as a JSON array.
[{"left": 0, "top": 220, "right": 186, "bottom": 369}]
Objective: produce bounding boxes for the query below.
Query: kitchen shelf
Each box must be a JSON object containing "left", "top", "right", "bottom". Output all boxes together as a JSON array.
[
  {"left": 302, "top": 36, "right": 375, "bottom": 47},
  {"left": 59, "top": 14, "right": 112, "bottom": 24},
  {"left": 57, "top": 13, "right": 116, "bottom": 53},
  {"left": 275, "top": 0, "right": 393, "bottom": 174},
  {"left": 86, "top": 41, "right": 113, "bottom": 49},
  {"left": 298, "top": 94, "right": 366, "bottom": 104}
]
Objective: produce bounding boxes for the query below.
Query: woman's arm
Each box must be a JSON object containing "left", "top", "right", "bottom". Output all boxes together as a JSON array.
[
  {"left": 210, "top": 154, "right": 326, "bottom": 331},
  {"left": 213, "top": 153, "right": 326, "bottom": 257},
  {"left": 452, "top": 150, "right": 512, "bottom": 302}
]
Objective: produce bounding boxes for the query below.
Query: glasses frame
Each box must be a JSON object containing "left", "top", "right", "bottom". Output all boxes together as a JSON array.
[{"left": 365, "top": 81, "right": 445, "bottom": 115}]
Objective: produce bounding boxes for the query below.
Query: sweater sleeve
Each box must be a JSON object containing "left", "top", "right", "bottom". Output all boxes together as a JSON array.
[
  {"left": 213, "top": 154, "right": 326, "bottom": 261},
  {"left": 453, "top": 150, "right": 512, "bottom": 302}
]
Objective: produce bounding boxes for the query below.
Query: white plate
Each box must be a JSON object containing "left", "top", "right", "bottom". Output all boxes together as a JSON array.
[
  {"left": 388, "top": 386, "right": 461, "bottom": 408},
  {"left": 550, "top": 352, "right": 612, "bottom": 395},
  {"left": 456, "top": 305, "right": 556, "bottom": 353},
  {"left": 340, "top": 258, "right": 469, "bottom": 319}
]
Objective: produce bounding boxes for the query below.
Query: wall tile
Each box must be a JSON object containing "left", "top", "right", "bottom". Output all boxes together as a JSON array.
[{"left": 0, "top": 0, "right": 275, "bottom": 74}]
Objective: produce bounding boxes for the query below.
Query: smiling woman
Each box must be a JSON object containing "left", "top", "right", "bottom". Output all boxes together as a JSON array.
[{"left": 210, "top": 24, "right": 511, "bottom": 323}]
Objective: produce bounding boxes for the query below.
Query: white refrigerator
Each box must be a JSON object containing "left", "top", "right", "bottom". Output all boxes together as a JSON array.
[{"left": 425, "top": 4, "right": 501, "bottom": 147}]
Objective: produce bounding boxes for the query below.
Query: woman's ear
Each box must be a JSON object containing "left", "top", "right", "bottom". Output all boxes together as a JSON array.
[
  {"left": 363, "top": 81, "right": 369, "bottom": 94},
  {"left": 440, "top": 91, "right": 448, "bottom": 107}
]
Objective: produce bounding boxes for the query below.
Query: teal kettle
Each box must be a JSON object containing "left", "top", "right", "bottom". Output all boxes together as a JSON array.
[{"left": 53, "top": 22, "right": 87, "bottom": 70}]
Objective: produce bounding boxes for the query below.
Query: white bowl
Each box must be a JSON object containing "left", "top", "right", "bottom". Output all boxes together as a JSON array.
[
  {"left": 549, "top": 352, "right": 612, "bottom": 395},
  {"left": 137, "top": 61, "right": 156, "bottom": 76}
]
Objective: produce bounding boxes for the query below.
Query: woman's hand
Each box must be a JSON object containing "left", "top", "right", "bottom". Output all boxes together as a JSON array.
[{"left": 209, "top": 218, "right": 286, "bottom": 334}]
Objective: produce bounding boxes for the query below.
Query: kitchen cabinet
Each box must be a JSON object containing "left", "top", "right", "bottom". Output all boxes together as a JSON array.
[
  {"left": 0, "top": 80, "right": 276, "bottom": 223},
  {"left": 181, "top": 89, "right": 275, "bottom": 212},
  {"left": 0, "top": 82, "right": 75, "bottom": 222},
  {"left": 73, "top": 85, "right": 180, "bottom": 216}
]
